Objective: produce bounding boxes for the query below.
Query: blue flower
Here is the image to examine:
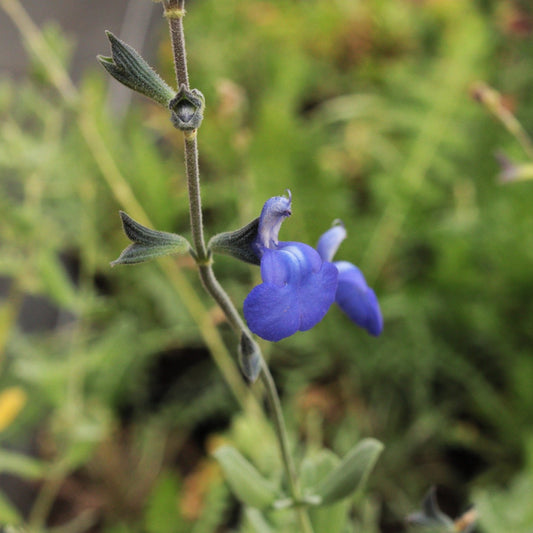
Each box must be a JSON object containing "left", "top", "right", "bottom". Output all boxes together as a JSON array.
[
  {"left": 317, "top": 222, "right": 383, "bottom": 336},
  {"left": 243, "top": 193, "right": 338, "bottom": 342}
]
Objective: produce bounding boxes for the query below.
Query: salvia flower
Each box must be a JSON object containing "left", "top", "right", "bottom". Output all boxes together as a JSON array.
[
  {"left": 243, "top": 193, "right": 338, "bottom": 342},
  {"left": 317, "top": 221, "right": 383, "bottom": 336}
]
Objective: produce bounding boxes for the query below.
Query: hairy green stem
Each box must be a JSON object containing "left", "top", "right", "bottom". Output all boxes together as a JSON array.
[
  {"left": 184, "top": 135, "right": 208, "bottom": 260},
  {"left": 260, "top": 361, "right": 314, "bottom": 533},
  {"left": 198, "top": 264, "right": 247, "bottom": 332},
  {"left": 164, "top": 0, "right": 189, "bottom": 89},
  {"left": 163, "top": 3, "right": 313, "bottom": 531}
]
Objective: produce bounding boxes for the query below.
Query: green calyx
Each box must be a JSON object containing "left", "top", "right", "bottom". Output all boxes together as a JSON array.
[
  {"left": 208, "top": 218, "right": 261, "bottom": 266},
  {"left": 98, "top": 31, "right": 175, "bottom": 107},
  {"left": 111, "top": 211, "right": 191, "bottom": 266}
]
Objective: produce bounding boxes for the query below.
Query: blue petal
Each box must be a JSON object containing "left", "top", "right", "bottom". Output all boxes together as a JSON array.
[
  {"left": 256, "top": 193, "right": 292, "bottom": 250},
  {"left": 244, "top": 242, "right": 338, "bottom": 342},
  {"left": 317, "top": 222, "right": 347, "bottom": 262},
  {"left": 334, "top": 261, "right": 383, "bottom": 336}
]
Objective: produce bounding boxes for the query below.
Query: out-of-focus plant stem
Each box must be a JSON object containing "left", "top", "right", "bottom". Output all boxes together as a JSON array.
[
  {"left": 471, "top": 81, "right": 533, "bottom": 161},
  {"left": 0, "top": 280, "right": 23, "bottom": 369},
  {"left": 27, "top": 461, "right": 68, "bottom": 532},
  {"left": 162, "top": 2, "right": 313, "bottom": 531},
  {"left": 260, "top": 359, "right": 315, "bottom": 533}
]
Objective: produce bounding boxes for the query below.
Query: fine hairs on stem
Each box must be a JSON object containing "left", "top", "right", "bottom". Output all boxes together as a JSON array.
[{"left": 160, "top": 1, "right": 314, "bottom": 531}]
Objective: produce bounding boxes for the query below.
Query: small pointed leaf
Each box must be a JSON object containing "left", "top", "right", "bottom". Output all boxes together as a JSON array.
[
  {"left": 111, "top": 211, "right": 190, "bottom": 266},
  {"left": 213, "top": 445, "right": 279, "bottom": 509},
  {"left": 0, "top": 449, "right": 46, "bottom": 480},
  {"left": 238, "top": 333, "right": 262, "bottom": 383},
  {"left": 406, "top": 487, "right": 455, "bottom": 529},
  {"left": 98, "top": 31, "right": 175, "bottom": 106},
  {"left": 0, "top": 491, "right": 23, "bottom": 524},
  {"left": 208, "top": 218, "right": 260, "bottom": 266},
  {"left": 422, "top": 487, "right": 454, "bottom": 527},
  {"left": 313, "top": 438, "right": 383, "bottom": 505}
]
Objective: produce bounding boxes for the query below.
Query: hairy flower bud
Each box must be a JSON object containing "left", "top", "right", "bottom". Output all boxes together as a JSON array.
[
  {"left": 238, "top": 333, "right": 262, "bottom": 382},
  {"left": 169, "top": 85, "right": 205, "bottom": 131}
]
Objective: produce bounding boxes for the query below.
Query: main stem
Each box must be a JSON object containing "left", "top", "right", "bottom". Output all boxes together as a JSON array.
[
  {"left": 163, "top": 3, "right": 313, "bottom": 532},
  {"left": 260, "top": 361, "right": 314, "bottom": 533},
  {"left": 184, "top": 135, "right": 208, "bottom": 260},
  {"left": 166, "top": 0, "right": 189, "bottom": 90}
]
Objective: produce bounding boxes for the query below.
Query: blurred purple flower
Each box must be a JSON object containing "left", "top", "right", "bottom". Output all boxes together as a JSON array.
[
  {"left": 317, "top": 222, "right": 383, "bottom": 336},
  {"left": 495, "top": 150, "right": 519, "bottom": 183},
  {"left": 243, "top": 193, "right": 338, "bottom": 342}
]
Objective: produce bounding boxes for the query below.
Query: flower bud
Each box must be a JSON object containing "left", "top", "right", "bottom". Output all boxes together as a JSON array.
[
  {"left": 238, "top": 333, "right": 262, "bottom": 382},
  {"left": 169, "top": 85, "right": 205, "bottom": 131}
]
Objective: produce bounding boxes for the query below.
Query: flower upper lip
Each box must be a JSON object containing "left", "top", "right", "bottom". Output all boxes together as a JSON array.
[{"left": 256, "top": 192, "right": 293, "bottom": 251}]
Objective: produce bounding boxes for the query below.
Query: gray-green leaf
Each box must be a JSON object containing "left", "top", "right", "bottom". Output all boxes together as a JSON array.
[
  {"left": 213, "top": 445, "right": 279, "bottom": 509},
  {"left": 0, "top": 449, "right": 46, "bottom": 481},
  {"left": 300, "top": 449, "right": 341, "bottom": 491},
  {"left": 0, "top": 491, "right": 23, "bottom": 524},
  {"left": 300, "top": 450, "right": 350, "bottom": 533},
  {"left": 243, "top": 508, "right": 273, "bottom": 533},
  {"left": 111, "top": 211, "right": 190, "bottom": 266},
  {"left": 98, "top": 31, "right": 175, "bottom": 107},
  {"left": 313, "top": 438, "right": 383, "bottom": 505}
]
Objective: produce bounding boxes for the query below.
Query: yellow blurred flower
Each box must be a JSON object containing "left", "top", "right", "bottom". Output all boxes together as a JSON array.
[{"left": 0, "top": 387, "right": 27, "bottom": 432}]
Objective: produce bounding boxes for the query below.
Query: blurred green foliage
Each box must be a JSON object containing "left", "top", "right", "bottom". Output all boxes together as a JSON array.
[
  {"left": 474, "top": 437, "right": 533, "bottom": 533},
  {"left": 1, "top": 0, "right": 533, "bottom": 531}
]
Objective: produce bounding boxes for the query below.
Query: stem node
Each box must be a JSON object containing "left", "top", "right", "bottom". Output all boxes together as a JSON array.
[{"left": 164, "top": 7, "right": 186, "bottom": 19}]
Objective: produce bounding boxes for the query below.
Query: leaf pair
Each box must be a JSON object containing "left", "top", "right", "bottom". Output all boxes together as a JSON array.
[
  {"left": 112, "top": 211, "right": 263, "bottom": 268},
  {"left": 213, "top": 438, "right": 383, "bottom": 513}
]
